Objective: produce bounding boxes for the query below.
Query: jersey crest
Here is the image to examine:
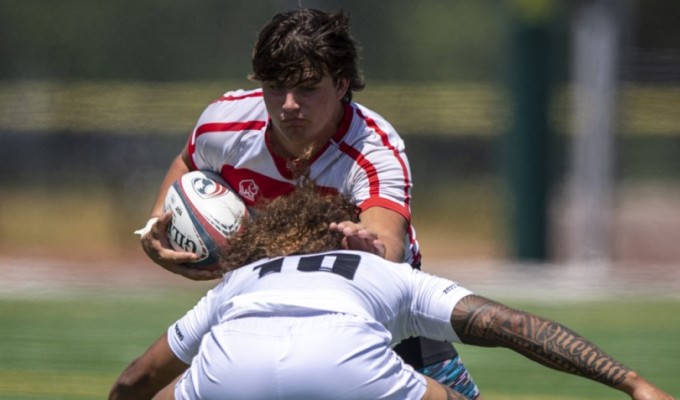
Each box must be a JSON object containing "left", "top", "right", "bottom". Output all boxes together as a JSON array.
[{"left": 238, "top": 179, "right": 259, "bottom": 202}]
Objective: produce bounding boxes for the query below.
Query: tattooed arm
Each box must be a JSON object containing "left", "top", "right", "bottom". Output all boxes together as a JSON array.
[{"left": 450, "top": 295, "right": 674, "bottom": 400}]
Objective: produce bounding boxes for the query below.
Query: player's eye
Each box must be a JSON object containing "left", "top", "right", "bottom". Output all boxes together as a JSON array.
[{"left": 266, "top": 82, "right": 285, "bottom": 92}]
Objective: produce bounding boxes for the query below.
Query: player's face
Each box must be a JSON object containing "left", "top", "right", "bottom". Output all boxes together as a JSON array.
[{"left": 262, "top": 73, "right": 348, "bottom": 156}]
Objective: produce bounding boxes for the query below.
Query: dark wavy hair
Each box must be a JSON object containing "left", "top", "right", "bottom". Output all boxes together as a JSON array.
[
  {"left": 219, "top": 179, "right": 359, "bottom": 272},
  {"left": 249, "top": 8, "right": 366, "bottom": 102}
]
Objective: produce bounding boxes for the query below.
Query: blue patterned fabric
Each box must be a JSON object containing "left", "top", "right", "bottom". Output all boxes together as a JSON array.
[{"left": 418, "top": 356, "right": 480, "bottom": 399}]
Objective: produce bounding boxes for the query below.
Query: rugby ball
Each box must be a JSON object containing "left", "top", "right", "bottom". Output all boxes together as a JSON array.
[{"left": 163, "top": 170, "right": 248, "bottom": 269}]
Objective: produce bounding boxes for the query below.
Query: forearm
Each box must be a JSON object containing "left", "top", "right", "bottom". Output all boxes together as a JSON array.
[
  {"left": 358, "top": 207, "right": 406, "bottom": 262},
  {"left": 109, "top": 334, "right": 188, "bottom": 400},
  {"left": 109, "top": 358, "right": 160, "bottom": 400},
  {"left": 452, "top": 295, "right": 630, "bottom": 390},
  {"left": 109, "top": 355, "right": 176, "bottom": 400},
  {"left": 150, "top": 151, "right": 192, "bottom": 217},
  {"left": 422, "top": 375, "right": 471, "bottom": 400},
  {"left": 380, "top": 233, "right": 405, "bottom": 263}
]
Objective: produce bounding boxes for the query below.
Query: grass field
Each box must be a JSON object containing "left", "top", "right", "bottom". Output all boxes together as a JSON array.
[{"left": 0, "top": 289, "right": 678, "bottom": 399}]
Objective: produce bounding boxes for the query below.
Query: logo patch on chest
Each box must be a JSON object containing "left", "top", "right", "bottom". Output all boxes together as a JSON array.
[{"left": 239, "top": 179, "right": 260, "bottom": 202}]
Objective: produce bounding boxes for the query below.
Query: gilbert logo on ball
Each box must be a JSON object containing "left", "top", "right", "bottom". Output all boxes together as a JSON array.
[{"left": 164, "top": 170, "right": 248, "bottom": 269}]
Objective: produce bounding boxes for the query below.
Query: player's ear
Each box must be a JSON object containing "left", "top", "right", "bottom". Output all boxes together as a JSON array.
[{"left": 335, "top": 78, "right": 349, "bottom": 100}]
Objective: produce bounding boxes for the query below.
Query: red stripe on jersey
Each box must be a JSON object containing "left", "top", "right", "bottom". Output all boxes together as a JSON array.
[
  {"left": 212, "top": 91, "right": 263, "bottom": 103},
  {"left": 353, "top": 107, "right": 412, "bottom": 207},
  {"left": 337, "top": 142, "right": 381, "bottom": 197},
  {"left": 195, "top": 121, "right": 266, "bottom": 137},
  {"left": 188, "top": 121, "right": 267, "bottom": 170},
  {"left": 220, "top": 165, "right": 295, "bottom": 207}
]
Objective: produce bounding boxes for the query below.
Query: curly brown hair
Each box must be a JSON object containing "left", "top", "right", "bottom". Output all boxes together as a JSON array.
[
  {"left": 219, "top": 179, "right": 359, "bottom": 272},
  {"left": 249, "top": 8, "right": 365, "bottom": 102}
]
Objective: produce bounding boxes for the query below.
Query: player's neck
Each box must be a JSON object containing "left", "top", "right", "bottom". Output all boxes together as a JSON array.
[{"left": 269, "top": 131, "right": 323, "bottom": 160}]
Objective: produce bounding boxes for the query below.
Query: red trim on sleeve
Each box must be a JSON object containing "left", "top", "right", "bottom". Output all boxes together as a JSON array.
[
  {"left": 359, "top": 196, "right": 421, "bottom": 266},
  {"left": 357, "top": 197, "right": 410, "bottom": 221}
]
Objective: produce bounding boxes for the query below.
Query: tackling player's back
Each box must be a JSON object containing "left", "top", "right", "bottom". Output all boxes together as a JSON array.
[{"left": 170, "top": 250, "right": 471, "bottom": 362}]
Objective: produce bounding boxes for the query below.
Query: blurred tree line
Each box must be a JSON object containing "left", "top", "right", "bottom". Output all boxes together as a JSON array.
[
  {"left": 0, "top": 0, "right": 503, "bottom": 82},
  {"left": 0, "top": 0, "right": 678, "bottom": 83}
]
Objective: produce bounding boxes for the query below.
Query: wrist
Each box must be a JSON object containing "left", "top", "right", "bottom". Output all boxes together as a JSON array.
[{"left": 616, "top": 370, "right": 643, "bottom": 395}]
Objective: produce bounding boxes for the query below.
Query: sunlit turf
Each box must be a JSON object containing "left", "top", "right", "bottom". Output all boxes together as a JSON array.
[
  {"left": 0, "top": 291, "right": 678, "bottom": 399},
  {"left": 0, "top": 290, "right": 205, "bottom": 399}
]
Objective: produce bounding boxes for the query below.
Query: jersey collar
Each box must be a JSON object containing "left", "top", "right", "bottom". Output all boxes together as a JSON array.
[{"left": 266, "top": 102, "right": 353, "bottom": 179}]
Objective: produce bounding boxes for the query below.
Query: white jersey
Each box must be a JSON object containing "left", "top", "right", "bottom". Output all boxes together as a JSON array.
[
  {"left": 187, "top": 89, "right": 421, "bottom": 265},
  {"left": 169, "top": 250, "right": 472, "bottom": 365}
]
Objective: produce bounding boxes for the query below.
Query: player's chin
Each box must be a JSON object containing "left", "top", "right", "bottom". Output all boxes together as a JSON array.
[{"left": 280, "top": 125, "right": 310, "bottom": 139}]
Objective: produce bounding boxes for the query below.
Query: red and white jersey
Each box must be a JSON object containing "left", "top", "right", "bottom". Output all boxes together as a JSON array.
[
  {"left": 168, "top": 250, "right": 473, "bottom": 365},
  {"left": 187, "top": 88, "right": 421, "bottom": 265}
]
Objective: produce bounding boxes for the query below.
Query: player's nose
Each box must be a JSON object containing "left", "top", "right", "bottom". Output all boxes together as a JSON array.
[{"left": 282, "top": 91, "right": 300, "bottom": 111}]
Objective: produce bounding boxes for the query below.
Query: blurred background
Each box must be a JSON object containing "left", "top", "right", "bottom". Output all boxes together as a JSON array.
[
  {"left": 1, "top": 2, "right": 679, "bottom": 399},
  {"left": 0, "top": 0, "right": 678, "bottom": 265}
]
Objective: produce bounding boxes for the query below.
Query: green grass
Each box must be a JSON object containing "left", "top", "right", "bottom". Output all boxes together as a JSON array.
[
  {"left": 0, "top": 290, "right": 205, "bottom": 399},
  {"left": 0, "top": 292, "right": 678, "bottom": 399}
]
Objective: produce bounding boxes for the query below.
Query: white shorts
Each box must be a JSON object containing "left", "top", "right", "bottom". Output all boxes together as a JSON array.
[{"left": 174, "top": 312, "right": 427, "bottom": 400}]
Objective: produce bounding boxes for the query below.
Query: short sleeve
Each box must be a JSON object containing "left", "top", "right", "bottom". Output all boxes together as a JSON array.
[{"left": 408, "top": 269, "right": 474, "bottom": 343}]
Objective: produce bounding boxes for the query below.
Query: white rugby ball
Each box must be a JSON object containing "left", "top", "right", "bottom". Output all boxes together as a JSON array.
[{"left": 163, "top": 170, "right": 248, "bottom": 269}]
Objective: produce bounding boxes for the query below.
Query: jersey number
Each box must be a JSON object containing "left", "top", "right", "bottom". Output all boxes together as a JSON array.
[{"left": 255, "top": 253, "right": 361, "bottom": 280}]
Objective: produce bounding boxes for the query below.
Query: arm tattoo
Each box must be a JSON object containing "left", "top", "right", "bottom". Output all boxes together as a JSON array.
[{"left": 452, "top": 295, "right": 631, "bottom": 388}]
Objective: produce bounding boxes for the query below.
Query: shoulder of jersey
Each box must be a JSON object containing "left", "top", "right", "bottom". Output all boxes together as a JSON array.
[{"left": 212, "top": 88, "right": 264, "bottom": 103}]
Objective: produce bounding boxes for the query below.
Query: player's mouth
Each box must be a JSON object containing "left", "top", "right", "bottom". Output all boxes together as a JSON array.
[{"left": 281, "top": 118, "right": 306, "bottom": 127}]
